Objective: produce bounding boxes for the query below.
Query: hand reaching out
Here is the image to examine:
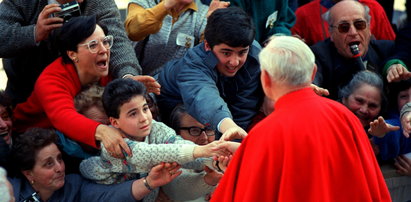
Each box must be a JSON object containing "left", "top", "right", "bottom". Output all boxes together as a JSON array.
[
  {"left": 193, "top": 141, "right": 231, "bottom": 158},
  {"left": 368, "top": 116, "right": 400, "bottom": 138},
  {"left": 207, "top": 0, "right": 230, "bottom": 18},
  {"left": 387, "top": 64, "right": 411, "bottom": 83},
  {"left": 395, "top": 155, "right": 411, "bottom": 176},
  {"left": 310, "top": 84, "right": 329, "bottom": 97},
  {"left": 203, "top": 166, "right": 223, "bottom": 186},
  {"left": 146, "top": 162, "right": 182, "bottom": 188},
  {"left": 96, "top": 124, "right": 132, "bottom": 159},
  {"left": 130, "top": 75, "right": 161, "bottom": 95},
  {"left": 220, "top": 126, "right": 247, "bottom": 141}
]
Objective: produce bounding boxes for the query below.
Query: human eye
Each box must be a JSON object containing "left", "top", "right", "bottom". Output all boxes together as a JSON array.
[
  {"left": 129, "top": 111, "right": 137, "bottom": 117},
  {"left": 354, "top": 97, "right": 364, "bottom": 104},
  {"left": 0, "top": 112, "right": 10, "bottom": 120},
  {"left": 44, "top": 160, "right": 54, "bottom": 168},
  {"left": 222, "top": 52, "right": 231, "bottom": 56},
  {"left": 143, "top": 106, "right": 150, "bottom": 112},
  {"left": 88, "top": 40, "right": 98, "bottom": 50}
]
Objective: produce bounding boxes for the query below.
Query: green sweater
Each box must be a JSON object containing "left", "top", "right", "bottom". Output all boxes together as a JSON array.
[{"left": 229, "top": 0, "right": 296, "bottom": 44}]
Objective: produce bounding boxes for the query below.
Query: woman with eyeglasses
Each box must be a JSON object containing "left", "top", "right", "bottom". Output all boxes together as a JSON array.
[
  {"left": 12, "top": 15, "right": 133, "bottom": 160},
  {"left": 8, "top": 128, "right": 180, "bottom": 201},
  {"left": 156, "top": 104, "right": 230, "bottom": 202}
]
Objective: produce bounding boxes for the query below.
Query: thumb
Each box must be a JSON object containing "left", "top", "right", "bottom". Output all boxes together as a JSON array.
[{"left": 151, "top": 163, "right": 165, "bottom": 172}]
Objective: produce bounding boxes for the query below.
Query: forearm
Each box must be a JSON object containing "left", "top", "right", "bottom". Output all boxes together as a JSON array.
[
  {"left": 125, "top": 2, "right": 168, "bottom": 41},
  {"left": 131, "top": 178, "right": 153, "bottom": 200}
]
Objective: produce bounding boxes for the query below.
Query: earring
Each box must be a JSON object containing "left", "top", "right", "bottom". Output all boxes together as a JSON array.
[
  {"left": 31, "top": 180, "right": 34, "bottom": 185},
  {"left": 73, "top": 57, "right": 79, "bottom": 63}
]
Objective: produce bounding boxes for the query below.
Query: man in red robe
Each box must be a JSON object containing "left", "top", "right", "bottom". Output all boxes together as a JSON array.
[{"left": 211, "top": 36, "right": 390, "bottom": 201}]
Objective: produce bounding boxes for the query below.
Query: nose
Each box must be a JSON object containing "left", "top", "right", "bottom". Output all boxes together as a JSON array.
[
  {"left": 347, "top": 24, "right": 359, "bottom": 35},
  {"left": 229, "top": 56, "right": 240, "bottom": 67},
  {"left": 358, "top": 104, "right": 368, "bottom": 115},
  {"left": 97, "top": 41, "right": 108, "bottom": 54},
  {"left": 55, "top": 160, "right": 64, "bottom": 173},
  {"left": 139, "top": 112, "right": 148, "bottom": 123}
]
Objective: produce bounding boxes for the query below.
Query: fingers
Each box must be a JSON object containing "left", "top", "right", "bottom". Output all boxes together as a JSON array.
[
  {"left": 36, "top": 4, "right": 63, "bottom": 42},
  {"left": 132, "top": 75, "right": 161, "bottom": 95},
  {"left": 387, "top": 64, "right": 411, "bottom": 83}
]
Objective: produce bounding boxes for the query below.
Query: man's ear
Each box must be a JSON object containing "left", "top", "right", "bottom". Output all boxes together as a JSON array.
[
  {"left": 204, "top": 40, "right": 211, "bottom": 51},
  {"left": 311, "top": 64, "right": 317, "bottom": 82},
  {"left": 110, "top": 117, "right": 120, "bottom": 129}
]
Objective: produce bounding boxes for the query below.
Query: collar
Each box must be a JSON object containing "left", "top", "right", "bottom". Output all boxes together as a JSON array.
[{"left": 166, "top": 1, "right": 198, "bottom": 19}]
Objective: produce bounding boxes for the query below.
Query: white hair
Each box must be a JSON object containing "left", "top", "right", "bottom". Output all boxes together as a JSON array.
[{"left": 259, "top": 35, "right": 315, "bottom": 87}]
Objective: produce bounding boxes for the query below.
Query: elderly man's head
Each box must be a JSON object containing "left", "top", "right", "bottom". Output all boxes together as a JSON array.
[
  {"left": 325, "top": 0, "right": 371, "bottom": 58},
  {"left": 259, "top": 36, "right": 315, "bottom": 101}
]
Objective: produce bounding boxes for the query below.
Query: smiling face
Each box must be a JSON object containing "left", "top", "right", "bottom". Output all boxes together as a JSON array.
[
  {"left": 207, "top": 42, "right": 249, "bottom": 77},
  {"left": 329, "top": 1, "right": 371, "bottom": 59},
  {"left": 179, "top": 113, "right": 215, "bottom": 145},
  {"left": 0, "top": 105, "right": 12, "bottom": 145},
  {"left": 22, "top": 144, "right": 65, "bottom": 194},
  {"left": 111, "top": 95, "right": 153, "bottom": 141},
  {"left": 342, "top": 84, "right": 381, "bottom": 127},
  {"left": 68, "top": 25, "right": 110, "bottom": 85}
]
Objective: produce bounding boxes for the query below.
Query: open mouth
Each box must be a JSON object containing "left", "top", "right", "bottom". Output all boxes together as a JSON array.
[
  {"left": 348, "top": 41, "right": 360, "bottom": 46},
  {"left": 0, "top": 131, "right": 8, "bottom": 137},
  {"left": 96, "top": 59, "right": 108, "bottom": 68}
]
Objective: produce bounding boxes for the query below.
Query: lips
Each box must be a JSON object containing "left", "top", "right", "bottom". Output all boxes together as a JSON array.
[
  {"left": 0, "top": 131, "right": 8, "bottom": 137},
  {"left": 96, "top": 58, "right": 108, "bottom": 69}
]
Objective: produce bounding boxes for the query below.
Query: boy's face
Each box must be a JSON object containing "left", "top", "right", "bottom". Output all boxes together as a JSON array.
[
  {"left": 110, "top": 95, "right": 153, "bottom": 141},
  {"left": 211, "top": 43, "right": 249, "bottom": 77}
]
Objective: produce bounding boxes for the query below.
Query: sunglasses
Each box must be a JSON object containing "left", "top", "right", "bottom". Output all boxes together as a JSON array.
[{"left": 331, "top": 20, "right": 367, "bottom": 33}]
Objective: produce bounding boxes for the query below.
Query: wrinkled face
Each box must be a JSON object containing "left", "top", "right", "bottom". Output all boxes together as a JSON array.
[
  {"left": 330, "top": 2, "right": 371, "bottom": 59},
  {"left": 211, "top": 43, "right": 249, "bottom": 77},
  {"left": 179, "top": 113, "right": 215, "bottom": 145},
  {"left": 111, "top": 96, "right": 153, "bottom": 141},
  {"left": 70, "top": 25, "right": 110, "bottom": 84},
  {"left": 342, "top": 84, "right": 381, "bottom": 127},
  {"left": 83, "top": 105, "right": 109, "bottom": 125},
  {"left": 0, "top": 105, "right": 12, "bottom": 145},
  {"left": 397, "top": 87, "right": 411, "bottom": 112},
  {"left": 23, "top": 144, "right": 65, "bottom": 193}
]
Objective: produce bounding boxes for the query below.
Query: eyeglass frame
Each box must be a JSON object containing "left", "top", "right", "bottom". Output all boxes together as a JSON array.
[
  {"left": 179, "top": 126, "right": 215, "bottom": 136},
  {"left": 78, "top": 35, "right": 114, "bottom": 53},
  {"left": 330, "top": 20, "right": 368, "bottom": 34}
]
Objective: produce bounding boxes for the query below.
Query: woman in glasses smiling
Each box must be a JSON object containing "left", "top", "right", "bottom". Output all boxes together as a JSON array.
[{"left": 12, "top": 15, "right": 133, "bottom": 161}]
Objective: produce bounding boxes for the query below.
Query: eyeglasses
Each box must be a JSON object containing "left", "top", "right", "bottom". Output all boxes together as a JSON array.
[
  {"left": 331, "top": 20, "right": 367, "bottom": 33},
  {"left": 78, "top": 35, "right": 113, "bottom": 53},
  {"left": 179, "top": 126, "right": 215, "bottom": 136}
]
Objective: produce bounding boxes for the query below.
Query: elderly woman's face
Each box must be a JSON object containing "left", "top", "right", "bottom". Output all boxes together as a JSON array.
[
  {"left": 0, "top": 105, "right": 12, "bottom": 145},
  {"left": 342, "top": 84, "right": 381, "bottom": 128},
  {"left": 72, "top": 25, "right": 110, "bottom": 84},
  {"left": 22, "top": 144, "right": 65, "bottom": 193},
  {"left": 179, "top": 113, "right": 215, "bottom": 145}
]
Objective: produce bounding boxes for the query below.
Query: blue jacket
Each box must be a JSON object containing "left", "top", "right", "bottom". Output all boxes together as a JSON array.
[
  {"left": 156, "top": 41, "right": 262, "bottom": 131},
  {"left": 9, "top": 174, "right": 136, "bottom": 202}
]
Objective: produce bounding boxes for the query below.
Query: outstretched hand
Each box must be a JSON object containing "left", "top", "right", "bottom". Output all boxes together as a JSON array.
[
  {"left": 310, "top": 84, "right": 329, "bottom": 97},
  {"left": 395, "top": 155, "right": 411, "bottom": 176},
  {"left": 220, "top": 126, "right": 247, "bottom": 141},
  {"left": 147, "top": 162, "right": 182, "bottom": 188},
  {"left": 130, "top": 75, "right": 161, "bottom": 95},
  {"left": 387, "top": 64, "right": 411, "bottom": 83},
  {"left": 96, "top": 125, "right": 131, "bottom": 159},
  {"left": 368, "top": 116, "right": 400, "bottom": 138}
]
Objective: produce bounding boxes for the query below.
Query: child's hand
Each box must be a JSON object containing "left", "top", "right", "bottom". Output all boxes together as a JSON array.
[
  {"left": 368, "top": 116, "right": 400, "bottom": 137},
  {"left": 213, "top": 155, "right": 232, "bottom": 173},
  {"left": 193, "top": 141, "right": 231, "bottom": 158},
  {"left": 147, "top": 162, "right": 182, "bottom": 188}
]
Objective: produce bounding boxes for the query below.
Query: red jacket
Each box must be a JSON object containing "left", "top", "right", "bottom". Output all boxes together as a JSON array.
[
  {"left": 292, "top": 0, "right": 395, "bottom": 46},
  {"left": 13, "top": 57, "right": 110, "bottom": 148}
]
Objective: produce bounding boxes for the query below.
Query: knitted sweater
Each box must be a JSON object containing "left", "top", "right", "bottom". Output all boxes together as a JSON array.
[
  {"left": 0, "top": 0, "right": 141, "bottom": 104},
  {"left": 79, "top": 121, "right": 211, "bottom": 184},
  {"left": 126, "top": 0, "right": 208, "bottom": 75}
]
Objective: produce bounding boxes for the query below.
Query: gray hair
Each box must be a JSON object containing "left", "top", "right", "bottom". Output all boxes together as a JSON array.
[
  {"left": 339, "top": 70, "right": 384, "bottom": 101},
  {"left": 322, "top": 1, "right": 371, "bottom": 32},
  {"left": 259, "top": 35, "right": 315, "bottom": 87}
]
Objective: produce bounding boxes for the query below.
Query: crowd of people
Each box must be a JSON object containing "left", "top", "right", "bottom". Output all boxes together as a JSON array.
[{"left": 1, "top": 0, "right": 411, "bottom": 201}]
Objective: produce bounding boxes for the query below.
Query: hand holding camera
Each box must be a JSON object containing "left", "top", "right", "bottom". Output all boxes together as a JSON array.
[{"left": 35, "top": 1, "right": 81, "bottom": 43}]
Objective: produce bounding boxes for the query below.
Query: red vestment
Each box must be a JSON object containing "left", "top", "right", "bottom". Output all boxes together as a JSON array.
[{"left": 211, "top": 88, "right": 390, "bottom": 202}]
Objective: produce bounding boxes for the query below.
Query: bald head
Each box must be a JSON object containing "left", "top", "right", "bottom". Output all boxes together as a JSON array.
[{"left": 327, "top": 0, "right": 370, "bottom": 26}]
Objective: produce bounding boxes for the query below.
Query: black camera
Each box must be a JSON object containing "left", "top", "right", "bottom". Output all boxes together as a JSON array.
[{"left": 53, "top": 1, "right": 81, "bottom": 23}]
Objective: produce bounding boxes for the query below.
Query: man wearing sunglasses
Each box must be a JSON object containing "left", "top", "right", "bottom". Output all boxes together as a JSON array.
[
  {"left": 311, "top": 0, "right": 394, "bottom": 100},
  {"left": 0, "top": 0, "right": 160, "bottom": 106}
]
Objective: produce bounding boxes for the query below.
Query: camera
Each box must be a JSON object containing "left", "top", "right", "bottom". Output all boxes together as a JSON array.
[{"left": 53, "top": 1, "right": 81, "bottom": 23}]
